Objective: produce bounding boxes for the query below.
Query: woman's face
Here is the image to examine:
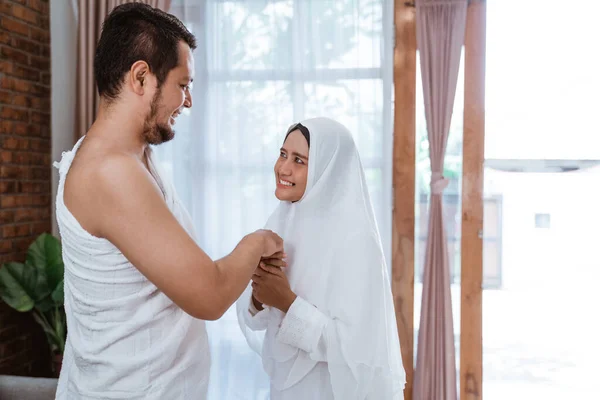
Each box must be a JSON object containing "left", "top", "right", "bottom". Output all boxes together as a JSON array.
[{"left": 274, "top": 129, "right": 309, "bottom": 202}]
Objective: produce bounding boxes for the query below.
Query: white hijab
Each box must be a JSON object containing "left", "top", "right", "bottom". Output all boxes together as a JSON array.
[{"left": 237, "top": 117, "right": 405, "bottom": 398}]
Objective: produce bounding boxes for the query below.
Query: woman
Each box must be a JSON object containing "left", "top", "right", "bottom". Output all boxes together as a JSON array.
[{"left": 237, "top": 117, "right": 405, "bottom": 399}]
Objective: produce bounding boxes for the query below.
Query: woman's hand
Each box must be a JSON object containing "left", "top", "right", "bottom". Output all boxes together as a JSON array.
[
  {"left": 252, "top": 257, "right": 296, "bottom": 313},
  {"left": 250, "top": 253, "right": 286, "bottom": 312}
]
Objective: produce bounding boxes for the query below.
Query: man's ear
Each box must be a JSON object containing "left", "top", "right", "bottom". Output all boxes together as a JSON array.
[{"left": 129, "top": 60, "right": 150, "bottom": 95}]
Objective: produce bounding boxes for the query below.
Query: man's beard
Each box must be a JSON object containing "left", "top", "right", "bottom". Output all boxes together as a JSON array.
[{"left": 142, "top": 88, "right": 175, "bottom": 145}]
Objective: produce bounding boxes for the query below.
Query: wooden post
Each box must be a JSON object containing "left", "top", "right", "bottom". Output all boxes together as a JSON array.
[
  {"left": 392, "top": 2, "right": 416, "bottom": 399},
  {"left": 460, "top": 1, "right": 486, "bottom": 399}
]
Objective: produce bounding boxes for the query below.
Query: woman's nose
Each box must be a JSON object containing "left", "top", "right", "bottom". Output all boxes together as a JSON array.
[{"left": 279, "top": 161, "right": 292, "bottom": 175}]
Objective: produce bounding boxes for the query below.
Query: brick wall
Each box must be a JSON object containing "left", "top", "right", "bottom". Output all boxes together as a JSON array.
[{"left": 0, "top": 0, "right": 52, "bottom": 376}]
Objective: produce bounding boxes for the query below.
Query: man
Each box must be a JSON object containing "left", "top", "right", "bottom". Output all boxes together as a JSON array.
[{"left": 54, "top": 4, "right": 283, "bottom": 399}]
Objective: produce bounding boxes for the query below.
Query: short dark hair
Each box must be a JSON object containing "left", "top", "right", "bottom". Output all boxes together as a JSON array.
[{"left": 94, "top": 3, "right": 196, "bottom": 101}]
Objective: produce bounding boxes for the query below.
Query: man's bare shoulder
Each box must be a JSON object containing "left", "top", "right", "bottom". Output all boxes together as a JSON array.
[
  {"left": 66, "top": 145, "right": 146, "bottom": 198},
  {"left": 64, "top": 144, "right": 159, "bottom": 237}
]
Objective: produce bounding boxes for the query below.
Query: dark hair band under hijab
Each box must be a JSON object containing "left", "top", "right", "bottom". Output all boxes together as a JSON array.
[{"left": 284, "top": 123, "right": 310, "bottom": 148}]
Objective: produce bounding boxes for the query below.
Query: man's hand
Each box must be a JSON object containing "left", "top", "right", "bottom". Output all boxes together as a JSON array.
[
  {"left": 252, "top": 262, "right": 296, "bottom": 313},
  {"left": 252, "top": 229, "right": 284, "bottom": 258},
  {"left": 260, "top": 253, "right": 287, "bottom": 269}
]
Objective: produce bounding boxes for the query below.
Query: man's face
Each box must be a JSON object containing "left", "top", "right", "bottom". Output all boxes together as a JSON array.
[{"left": 143, "top": 41, "right": 195, "bottom": 145}]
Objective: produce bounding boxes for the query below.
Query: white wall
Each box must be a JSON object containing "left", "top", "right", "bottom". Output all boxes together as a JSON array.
[{"left": 50, "top": 0, "right": 77, "bottom": 234}]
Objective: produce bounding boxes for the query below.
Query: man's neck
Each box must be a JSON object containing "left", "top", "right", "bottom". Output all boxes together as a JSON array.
[{"left": 89, "top": 98, "right": 148, "bottom": 159}]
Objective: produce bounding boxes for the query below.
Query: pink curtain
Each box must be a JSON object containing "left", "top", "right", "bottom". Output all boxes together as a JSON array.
[
  {"left": 413, "top": 1, "right": 467, "bottom": 399},
  {"left": 75, "top": 0, "right": 172, "bottom": 141}
]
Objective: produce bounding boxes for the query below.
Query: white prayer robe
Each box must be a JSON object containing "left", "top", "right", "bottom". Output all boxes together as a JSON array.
[{"left": 237, "top": 118, "right": 406, "bottom": 400}]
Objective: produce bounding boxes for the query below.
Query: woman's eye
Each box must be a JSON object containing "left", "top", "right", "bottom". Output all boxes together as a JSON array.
[{"left": 295, "top": 157, "right": 304, "bottom": 164}]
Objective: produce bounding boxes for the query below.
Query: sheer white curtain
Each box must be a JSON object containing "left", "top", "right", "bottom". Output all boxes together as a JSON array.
[{"left": 155, "top": 1, "right": 393, "bottom": 398}]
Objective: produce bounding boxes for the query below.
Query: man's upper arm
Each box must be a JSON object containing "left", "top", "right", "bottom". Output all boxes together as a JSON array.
[{"left": 90, "top": 156, "right": 221, "bottom": 319}]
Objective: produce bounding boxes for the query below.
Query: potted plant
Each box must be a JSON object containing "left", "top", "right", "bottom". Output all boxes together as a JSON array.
[{"left": 0, "top": 233, "right": 66, "bottom": 377}]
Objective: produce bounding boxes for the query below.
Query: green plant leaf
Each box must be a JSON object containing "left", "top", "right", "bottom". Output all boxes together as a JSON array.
[
  {"left": 0, "top": 262, "right": 36, "bottom": 312},
  {"left": 35, "top": 295, "right": 55, "bottom": 313},
  {"left": 27, "top": 233, "right": 63, "bottom": 291},
  {"left": 51, "top": 279, "right": 64, "bottom": 306}
]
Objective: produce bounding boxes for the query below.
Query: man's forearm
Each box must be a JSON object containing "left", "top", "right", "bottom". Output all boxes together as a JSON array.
[{"left": 214, "top": 233, "right": 264, "bottom": 312}]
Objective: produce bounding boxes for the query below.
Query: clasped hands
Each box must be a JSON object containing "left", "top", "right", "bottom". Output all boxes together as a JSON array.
[{"left": 251, "top": 251, "right": 297, "bottom": 313}]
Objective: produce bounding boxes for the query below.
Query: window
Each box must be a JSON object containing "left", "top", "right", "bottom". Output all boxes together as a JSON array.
[{"left": 156, "top": 2, "right": 394, "bottom": 398}]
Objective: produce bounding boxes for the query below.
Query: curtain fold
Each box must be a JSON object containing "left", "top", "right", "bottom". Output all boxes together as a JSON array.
[{"left": 413, "top": 0, "right": 467, "bottom": 399}]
